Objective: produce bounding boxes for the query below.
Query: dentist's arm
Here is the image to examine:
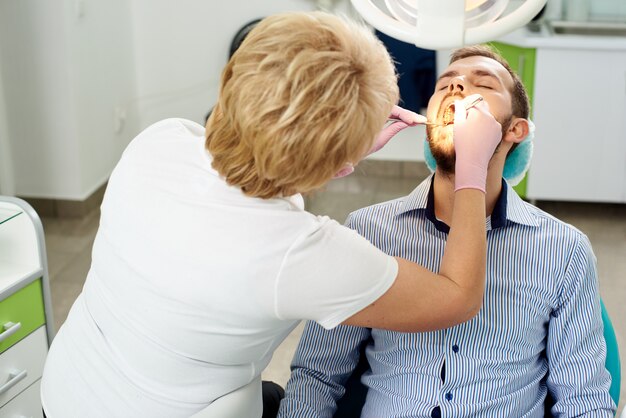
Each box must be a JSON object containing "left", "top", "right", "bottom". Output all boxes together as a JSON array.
[{"left": 343, "top": 97, "right": 502, "bottom": 332}]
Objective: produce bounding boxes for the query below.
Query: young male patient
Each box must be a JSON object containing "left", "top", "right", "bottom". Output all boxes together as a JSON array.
[{"left": 277, "top": 45, "right": 616, "bottom": 417}]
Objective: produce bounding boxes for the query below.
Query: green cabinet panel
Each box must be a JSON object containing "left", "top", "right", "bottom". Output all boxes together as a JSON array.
[
  {"left": 488, "top": 42, "right": 536, "bottom": 198},
  {"left": 0, "top": 279, "right": 46, "bottom": 353}
]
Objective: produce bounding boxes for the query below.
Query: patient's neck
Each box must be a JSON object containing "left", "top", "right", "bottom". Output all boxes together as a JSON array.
[{"left": 433, "top": 168, "right": 502, "bottom": 226}]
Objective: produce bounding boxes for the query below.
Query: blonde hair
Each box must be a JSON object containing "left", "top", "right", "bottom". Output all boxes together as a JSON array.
[{"left": 206, "top": 12, "right": 398, "bottom": 199}]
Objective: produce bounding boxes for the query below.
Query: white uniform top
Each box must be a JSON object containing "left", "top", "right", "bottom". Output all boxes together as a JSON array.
[{"left": 41, "top": 118, "right": 398, "bottom": 418}]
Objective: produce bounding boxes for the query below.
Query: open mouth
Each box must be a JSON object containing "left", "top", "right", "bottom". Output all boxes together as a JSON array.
[{"left": 442, "top": 103, "right": 455, "bottom": 125}]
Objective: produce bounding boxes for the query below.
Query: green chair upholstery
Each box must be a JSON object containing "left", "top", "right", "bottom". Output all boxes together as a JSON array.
[
  {"left": 544, "top": 300, "right": 622, "bottom": 416},
  {"left": 601, "top": 299, "right": 621, "bottom": 407}
]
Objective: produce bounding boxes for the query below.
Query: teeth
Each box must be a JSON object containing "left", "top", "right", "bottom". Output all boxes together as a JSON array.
[{"left": 443, "top": 104, "right": 455, "bottom": 125}]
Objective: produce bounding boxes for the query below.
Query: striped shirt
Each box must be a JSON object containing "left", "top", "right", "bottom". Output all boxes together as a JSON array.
[{"left": 278, "top": 175, "right": 615, "bottom": 418}]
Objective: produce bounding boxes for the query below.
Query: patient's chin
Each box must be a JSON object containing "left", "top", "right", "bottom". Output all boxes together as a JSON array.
[
  {"left": 427, "top": 130, "right": 456, "bottom": 174},
  {"left": 430, "top": 145, "right": 455, "bottom": 174}
]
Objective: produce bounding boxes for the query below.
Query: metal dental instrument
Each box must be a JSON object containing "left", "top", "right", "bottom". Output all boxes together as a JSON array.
[
  {"left": 464, "top": 95, "right": 484, "bottom": 110},
  {"left": 386, "top": 118, "right": 444, "bottom": 126},
  {"left": 388, "top": 96, "right": 485, "bottom": 127}
]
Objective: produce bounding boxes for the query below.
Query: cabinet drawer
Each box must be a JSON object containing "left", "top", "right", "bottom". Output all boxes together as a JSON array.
[
  {"left": 1, "top": 379, "right": 43, "bottom": 418},
  {"left": 0, "top": 279, "right": 46, "bottom": 353},
  {"left": 0, "top": 326, "right": 47, "bottom": 408}
]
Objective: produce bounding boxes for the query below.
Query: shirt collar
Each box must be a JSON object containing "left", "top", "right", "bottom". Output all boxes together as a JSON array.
[{"left": 396, "top": 174, "right": 540, "bottom": 232}]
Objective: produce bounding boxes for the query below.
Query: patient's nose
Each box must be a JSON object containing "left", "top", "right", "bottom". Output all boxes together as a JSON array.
[{"left": 448, "top": 77, "right": 465, "bottom": 93}]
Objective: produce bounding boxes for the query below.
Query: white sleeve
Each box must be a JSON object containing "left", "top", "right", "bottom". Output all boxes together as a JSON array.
[{"left": 274, "top": 217, "right": 398, "bottom": 329}]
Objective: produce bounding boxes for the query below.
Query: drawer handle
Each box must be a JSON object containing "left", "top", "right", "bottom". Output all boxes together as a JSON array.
[
  {"left": 0, "top": 322, "right": 21, "bottom": 343},
  {"left": 0, "top": 369, "right": 27, "bottom": 395}
]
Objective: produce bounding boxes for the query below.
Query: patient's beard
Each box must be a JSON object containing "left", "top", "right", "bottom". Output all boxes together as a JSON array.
[{"left": 426, "top": 113, "right": 512, "bottom": 175}]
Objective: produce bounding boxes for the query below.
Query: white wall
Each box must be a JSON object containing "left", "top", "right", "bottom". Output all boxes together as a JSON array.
[
  {"left": 128, "top": 0, "right": 319, "bottom": 129},
  {"left": 0, "top": 0, "right": 139, "bottom": 200},
  {"left": 0, "top": 0, "right": 80, "bottom": 199},
  {"left": 0, "top": 52, "right": 14, "bottom": 196},
  {"left": 68, "top": 0, "right": 140, "bottom": 199},
  {"left": 589, "top": 0, "right": 626, "bottom": 21}
]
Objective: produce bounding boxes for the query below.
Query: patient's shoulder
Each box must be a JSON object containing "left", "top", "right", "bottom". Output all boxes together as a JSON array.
[
  {"left": 345, "top": 197, "right": 406, "bottom": 232},
  {"left": 519, "top": 201, "right": 590, "bottom": 249}
]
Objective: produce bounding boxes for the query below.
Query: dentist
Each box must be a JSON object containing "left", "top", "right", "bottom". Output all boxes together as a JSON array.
[{"left": 41, "top": 11, "right": 501, "bottom": 418}]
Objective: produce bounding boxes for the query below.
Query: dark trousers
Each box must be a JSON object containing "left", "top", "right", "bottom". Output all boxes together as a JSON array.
[{"left": 262, "top": 380, "right": 285, "bottom": 418}]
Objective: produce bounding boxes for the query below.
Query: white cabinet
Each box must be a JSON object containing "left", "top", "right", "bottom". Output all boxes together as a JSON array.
[
  {"left": 0, "top": 197, "right": 53, "bottom": 416},
  {"left": 0, "top": 327, "right": 47, "bottom": 408},
  {"left": 527, "top": 48, "right": 626, "bottom": 202},
  {"left": 1, "top": 380, "right": 44, "bottom": 418}
]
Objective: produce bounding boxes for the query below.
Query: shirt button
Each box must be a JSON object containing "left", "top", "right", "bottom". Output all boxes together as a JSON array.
[
  {"left": 445, "top": 392, "right": 453, "bottom": 401},
  {"left": 430, "top": 406, "right": 441, "bottom": 418},
  {"left": 452, "top": 344, "right": 459, "bottom": 353}
]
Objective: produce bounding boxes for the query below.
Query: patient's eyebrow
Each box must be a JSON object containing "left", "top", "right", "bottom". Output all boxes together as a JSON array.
[
  {"left": 436, "top": 68, "right": 503, "bottom": 87},
  {"left": 437, "top": 70, "right": 459, "bottom": 83},
  {"left": 472, "top": 69, "right": 501, "bottom": 84}
]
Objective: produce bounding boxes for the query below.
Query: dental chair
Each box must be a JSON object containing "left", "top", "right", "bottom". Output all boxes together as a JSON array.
[
  {"left": 602, "top": 299, "right": 622, "bottom": 410},
  {"left": 333, "top": 300, "right": 621, "bottom": 418}
]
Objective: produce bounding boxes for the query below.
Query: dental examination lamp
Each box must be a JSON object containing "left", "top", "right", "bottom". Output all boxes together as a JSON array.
[{"left": 350, "top": 0, "right": 547, "bottom": 49}]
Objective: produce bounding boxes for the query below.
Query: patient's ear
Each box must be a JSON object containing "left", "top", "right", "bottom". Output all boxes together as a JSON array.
[{"left": 503, "top": 118, "right": 529, "bottom": 144}]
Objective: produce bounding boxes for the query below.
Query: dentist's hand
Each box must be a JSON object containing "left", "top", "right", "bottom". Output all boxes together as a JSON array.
[
  {"left": 369, "top": 105, "right": 427, "bottom": 154},
  {"left": 453, "top": 94, "right": 502, "bottom": 193},
  {"left": 334, "top": 105, "right": 426, "bottom": 178}
]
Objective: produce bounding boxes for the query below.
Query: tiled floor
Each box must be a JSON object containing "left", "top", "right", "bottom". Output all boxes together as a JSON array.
[{"left": 42, "top": 162, "right": 626, "bottom": 415}]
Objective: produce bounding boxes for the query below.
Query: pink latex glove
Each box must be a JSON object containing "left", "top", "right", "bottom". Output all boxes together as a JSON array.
[
  {"left": 334, "top": 105, "right": 426, "bottom": 178},
  {"left": 453, "top": 94, "right": 502, "bottom": 193}
]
